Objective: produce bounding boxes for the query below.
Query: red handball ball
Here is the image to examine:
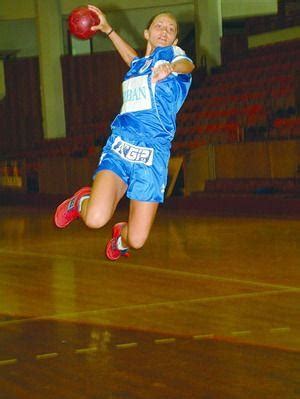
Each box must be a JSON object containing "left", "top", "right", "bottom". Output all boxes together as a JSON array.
[{"left": 68, "top": 6, "right": 100, "bottom": 40}]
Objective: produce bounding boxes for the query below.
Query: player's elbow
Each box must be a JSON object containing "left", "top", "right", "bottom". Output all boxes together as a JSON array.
[{"left": 187, "top": 61, "right": 195, "bottom": 73}]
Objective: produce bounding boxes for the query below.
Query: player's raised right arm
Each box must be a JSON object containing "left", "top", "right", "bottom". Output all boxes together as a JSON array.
[{"left": 88, "top": 5, "right": 138, "bottom": 66}]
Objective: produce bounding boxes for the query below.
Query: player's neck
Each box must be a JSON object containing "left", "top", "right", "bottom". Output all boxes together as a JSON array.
[{"left": 145, "top": 42, "right": 155, "bottom": 56}]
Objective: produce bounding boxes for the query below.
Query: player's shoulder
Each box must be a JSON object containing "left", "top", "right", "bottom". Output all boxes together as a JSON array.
[
  {"left": 171, "top": 45, "right": 186, "bottom": 56},
  {"left": 153, "top": 45, "right": 186, "bottom": 61}
]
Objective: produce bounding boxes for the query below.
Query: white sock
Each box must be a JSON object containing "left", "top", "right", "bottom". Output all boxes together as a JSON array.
[
  {"left": 78, "top": 195, "right": 90, "bottom": 212},
  {"left": 117, "top": 236, "right": 128, "bottom": 251}
]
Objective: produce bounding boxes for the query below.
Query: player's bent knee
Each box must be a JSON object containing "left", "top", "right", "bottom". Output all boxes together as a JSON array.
[
  {"left": 127, "top": 233, "right": 148, "bottom": 250},
  {"left": 84, "top": 211, "right": 109, "bottom": 229}
]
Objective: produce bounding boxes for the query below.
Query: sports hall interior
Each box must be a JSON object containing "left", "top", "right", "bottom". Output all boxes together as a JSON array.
[{"left": 0, "top": 1, "right": 299, "bottom": 398}]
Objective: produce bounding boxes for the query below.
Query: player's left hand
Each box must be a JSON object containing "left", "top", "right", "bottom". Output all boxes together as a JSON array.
[{"left": 151, "top": 62, "right": 174, "bottom": 83}]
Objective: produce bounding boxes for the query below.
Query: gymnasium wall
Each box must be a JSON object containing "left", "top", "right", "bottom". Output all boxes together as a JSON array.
[
  {"left": 0, "top": 0, "right": 276, "bottom": 20},
  {"left": 0, "top": 19, "right": 38, "bottom": 58},
  {"left": 38, "top": 155, "right": 98, "bottom": 195},
  {"left": 248, "top": 26, "right": 300, "bottom": 48},
  {"left": 34, "top": 140, "right": 300, "bottom": 195},
  {"left": 184, "top": 141, "right": 300, "bottom": 195},
  {"left": 0, "top": 61, "right": 4, "bottom": 100},
  {"left": 222, "top": 0, "right": 277, "bottom": 19},
  {"left": 0, "top": 0, "right": 194, "bottom": 56},
  {"left": 0, "top": 0, "right": 279, "bottom": 57},
  {"left": 0, "top": 0, "right": 35, "bottom": 19}
]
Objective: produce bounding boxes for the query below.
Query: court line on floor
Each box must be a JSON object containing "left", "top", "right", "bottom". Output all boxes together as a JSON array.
[
  {"left": 270, "top": 327, "right": 291, "bottom": 333},
  {"left": 116, "top": 260, "right": 300, "bottom": 291},
  {"left": 0, "top": 248, "right": 299, "bottom": 292},
  {"left": 0, "top": 287, "right": 298, "bottom": 328},
  {"left": 116, "top": 342, "right": 138, "bottom": 349},
  {"left": 36, "top": 352, "right": 58, "bottom": 360},
  {"left": 0, "top": 248, "right": 299, "bottom": 329},
  {"left": 75, "top": 347, "right": 98, "bottom": 354},
  {"left": 0, "top": 358, "right": 17, "bottom": 366},
  {"left": 0, "top": 324, "right": 297, "bottom": 368}
]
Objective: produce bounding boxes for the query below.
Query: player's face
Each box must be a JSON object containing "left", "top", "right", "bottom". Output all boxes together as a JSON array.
[{"left": 144, "top": 14, "right": 178, "bottom": 48}]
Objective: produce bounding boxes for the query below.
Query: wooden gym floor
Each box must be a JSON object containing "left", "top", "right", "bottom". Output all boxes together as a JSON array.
[{"left": 0, "top": 203, "right": 299, "bottom": 399}]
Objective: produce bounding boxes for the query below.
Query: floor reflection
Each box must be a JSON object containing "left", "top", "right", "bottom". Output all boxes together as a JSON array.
[{"left": 0, "top": 205, "right": 299, "bottom": 398}]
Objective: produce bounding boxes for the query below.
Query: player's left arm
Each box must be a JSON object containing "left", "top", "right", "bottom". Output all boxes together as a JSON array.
[
  {"left": 171, "top": 58, "right": 195, "bottom": 74},
  {"left": 151, "top": 45, "right": 195, "bottom": 83},
  {"left": 151, "top": 58, "right": 194, "bottom": 83}
]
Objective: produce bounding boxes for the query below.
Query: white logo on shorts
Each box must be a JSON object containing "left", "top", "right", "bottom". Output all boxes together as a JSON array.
[{"left": 111, "top": 136, "right": 154, "bottom": 166}]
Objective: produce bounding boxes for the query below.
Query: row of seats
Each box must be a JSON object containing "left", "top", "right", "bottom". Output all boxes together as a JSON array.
[
  {"left": 245, "top": 12, "right": 300, "bottom": 35},
  {"left": 173, "top": 122, "right": 241, "bottom": 152},
  {"left": 2, "top": 40, "right": 298, "bottom": 162},
  {"left": 174, "top": 114, "right": 300, "bottom": 154},
  {"left": 172, "top": 38, "right": 300, "bottom": 154},
  {"left": 182, "top": 90, "right": 268, "bottom": 113},
  {"left": 207, "top": 59, "right": 300, "bottom": 84},
  {"left": 2, "top": 130, "right": 105, "bottom": 162},
  {"left": 227, "top": 48, "right": 300, "bottom": 71},
  {"left": 269, "top": 116, "right": 300, "bottom": 140},
  {"left": 191, "top": 74, "right": 295, "bottom": 98},
  {"left": 178, "top": 104, "right": 268, "bottom": 128}
]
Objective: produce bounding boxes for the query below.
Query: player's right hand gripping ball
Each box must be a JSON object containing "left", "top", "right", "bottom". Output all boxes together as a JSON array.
[{"left": 68, "top": 6, "right": 100, "bottom": 40}]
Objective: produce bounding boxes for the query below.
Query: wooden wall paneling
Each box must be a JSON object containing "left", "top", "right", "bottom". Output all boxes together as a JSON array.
[
  {"left": 65, "top": 156, "right": 94, "bottom": 193},
  {"left": 184, "top": 145, "right": 212, "bottom": 194},
  {"left": 214, "top": 142, "right": 271, "bottom": 178},
  {"left": 61, "top": 56, "right": 73, "bottom": 134},
  {"left": 29, "top": 58, "right": 43, "bottom": 144},
  {"left": 0, "top": 58, "right": 43, "bottom": 155},
  {"left": 60, "top": 51, "right": 127, "bottom": 140},
  {"left": 3, "top": 61, "right": 15, "bottom": 151},
  {"left": 38, "top": 157, "right": 68, "bottom": 194},
  {"left": 268, "top": 140, "right": 300, "bottom": 178}
]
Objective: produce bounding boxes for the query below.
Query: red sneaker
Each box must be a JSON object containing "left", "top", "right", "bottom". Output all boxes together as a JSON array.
[
  {"left": 105, "top": 222, "right": 129, "bottom": 261},
  {"left": 54, "top": 186, "right": 91, "bottom": 228}
]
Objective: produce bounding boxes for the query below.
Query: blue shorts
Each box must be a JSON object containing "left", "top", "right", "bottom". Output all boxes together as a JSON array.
[{"left": 94, "top": 134, "right": 170, "bottom": 203}]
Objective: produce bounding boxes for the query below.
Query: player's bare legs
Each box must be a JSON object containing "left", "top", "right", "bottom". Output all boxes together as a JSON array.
[
  {"left": 80, "top": 170, "right": 127, "bottom": 228},
  {"left": 126, "top": 200, "right": 158, "bottom": 249},
  {"left": 55, "top": 170, "right": 158, "bottom": 260},
  {"left": 54, "top": 170, "right": 126, "bottom": 229},
  {"left": 105, "top": 198, "right": 158, "bottom": 260}
]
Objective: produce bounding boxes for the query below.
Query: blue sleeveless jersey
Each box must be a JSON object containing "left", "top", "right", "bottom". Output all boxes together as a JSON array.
[
  {"left": 110, "top": 45, "right": 192, "bottom": 151},
  {"left": 96, "top": 46, "right": 192, "bottom": 202}
]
